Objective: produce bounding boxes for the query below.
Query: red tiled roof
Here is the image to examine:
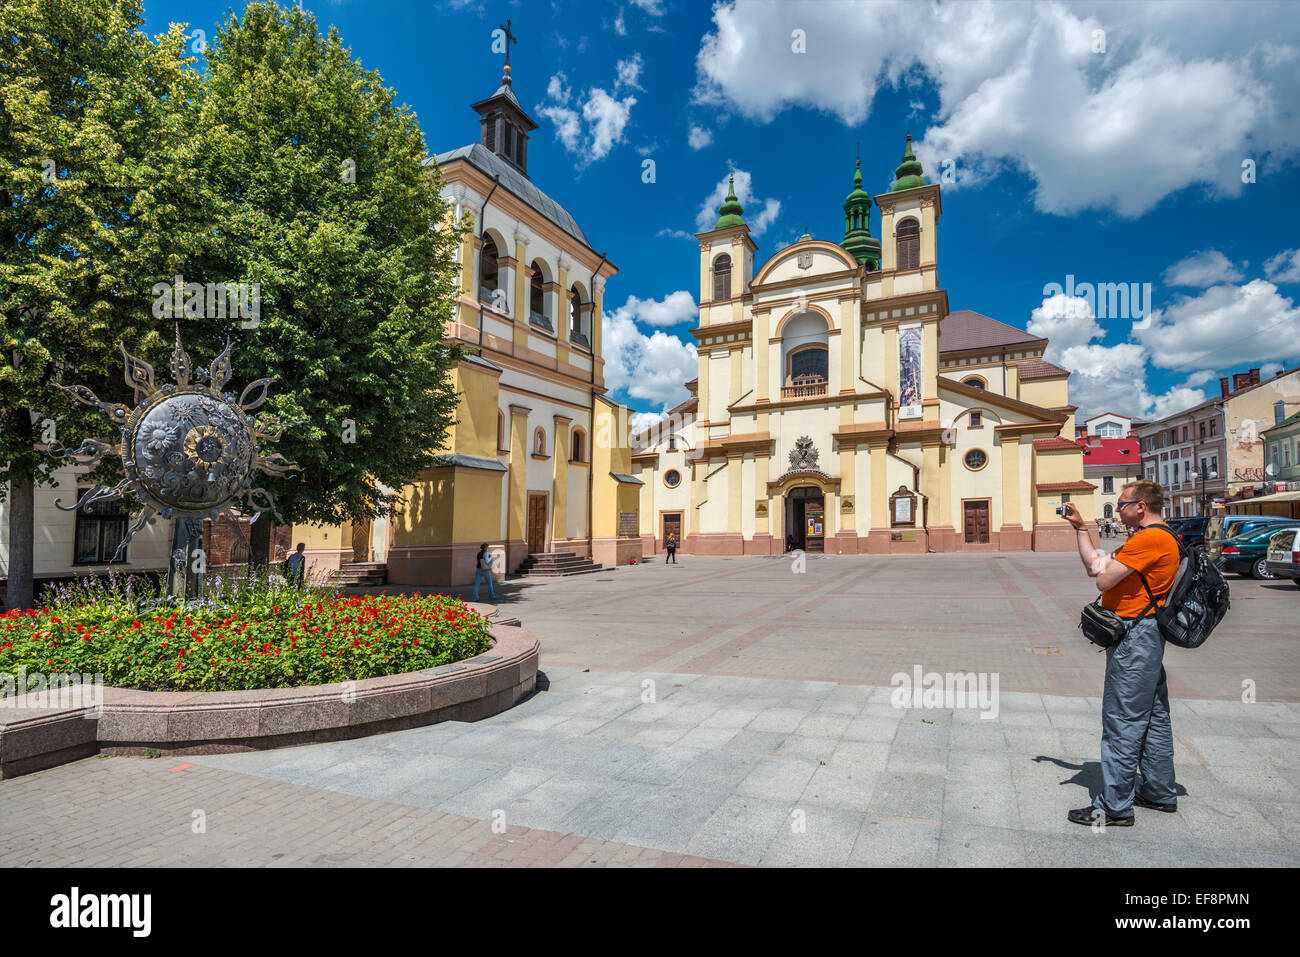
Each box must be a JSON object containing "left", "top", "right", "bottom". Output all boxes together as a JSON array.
[
  {"left": 1016, "top": 358, "right": 1070, "bottom": 380},
  {"left": 1036, "top": 481, "right": 1098, "bottom": 491},
  {"left": 667, "top": 395, "right": 698, "bottom": 417},
  {"left": 1075, "top": 436, "right": 1141, "bottom": 465},
  {"left": 939, "top": 310, "right": 1047, "bottom": 353},
  {"left": 1033, "top": 437, "right": 1082, "bottom": 452}
]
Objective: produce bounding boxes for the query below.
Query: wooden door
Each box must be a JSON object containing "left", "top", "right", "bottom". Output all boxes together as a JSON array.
[
  {"left": 351, "top": 518, "right": 372, "bottom": 563},
  {"left": 527, "top": 494, "right": 548, "bottom": 554},
  {"left": 963, "top": 500, "right": 990, "bottom": 544},
  {"left": 662, "top": 513, "right": 682, "bottom": 549}
]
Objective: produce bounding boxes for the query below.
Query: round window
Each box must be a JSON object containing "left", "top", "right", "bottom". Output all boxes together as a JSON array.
[
  {"left": 964, "top": 449, "right": 988, "bottom": 471},
  {"left": 664, "top": 469, "right": 682, "bottom": 488}
]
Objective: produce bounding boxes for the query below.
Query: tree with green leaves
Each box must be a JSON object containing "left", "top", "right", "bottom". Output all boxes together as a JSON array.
[
  {"left": 188, "top": 0, "right": 465, "bottom": 565},
  {"left": 3, "top": 0, "right": 465, "bottom": 609},
  {"left": 1, "top": 0, "right": 223, "bottom": 611}
]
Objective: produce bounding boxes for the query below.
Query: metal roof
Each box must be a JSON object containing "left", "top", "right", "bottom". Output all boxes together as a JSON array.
[{"left": 429, "top": 143, "right": 592, "bottom": 249}]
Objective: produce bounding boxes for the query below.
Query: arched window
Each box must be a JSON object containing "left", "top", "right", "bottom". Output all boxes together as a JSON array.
[
  {"left": 790, "top": 346, "right": 828, "bottom": 381},
  {"left": 712, "top": 254, "right": 731, "bottom": 301},
  {"left": 896, "top": 218, "right": 919, "bottom": 271},
  {"left": 529, "top": 261, "right": 545, "bottom": 318},
  {"left": 569, "top": 284, "right": 584, "bottom": 341},
  {"left": 1103, "top": 503, "right": 1114, "bottom": 518},
  {"left": 963, "top": 376, "right": 986, "bottom": 390},
  {"left": 480, "top": 236, "right": 499, "bottom": 296},
  {"left": 533, "top": 427, "right": 546, "bottom": 456},
  {"left": 571, "top": 428, "right": 585, "bottom": 462}
]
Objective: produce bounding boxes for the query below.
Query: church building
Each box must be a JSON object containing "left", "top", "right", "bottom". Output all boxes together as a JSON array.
[
  {"left": 631, "top": 137, "right": 1092, "bottom": 554},
  {"left": 296, "top": 56, "right": 644, "bottom": 584}
]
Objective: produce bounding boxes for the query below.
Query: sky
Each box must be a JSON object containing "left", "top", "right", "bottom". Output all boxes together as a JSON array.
[{"left": 141, "top": 0, "right": 1300, "bottom": 428}]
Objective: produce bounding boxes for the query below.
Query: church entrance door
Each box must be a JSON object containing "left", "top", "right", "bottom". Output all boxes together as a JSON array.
[{"left": 785, "top": 486, "right": 825, "bottom": 553}]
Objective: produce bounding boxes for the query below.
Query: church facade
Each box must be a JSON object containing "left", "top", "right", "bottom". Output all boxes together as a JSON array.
[
  {"left": 296, "top": 60, "right": 644, "bottom": 585},
  {"left": 631, "top": 138, "right": 1092, "bottom": 555}
]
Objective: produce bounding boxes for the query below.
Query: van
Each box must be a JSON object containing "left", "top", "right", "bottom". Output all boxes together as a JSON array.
[{"left": 1205, "top": 515, "right": 1295, "bottom": 562}]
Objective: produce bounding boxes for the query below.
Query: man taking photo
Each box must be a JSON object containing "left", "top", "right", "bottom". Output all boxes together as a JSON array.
[{"left": 1060, "top": 481, "right": 1182, "bottom": 827}]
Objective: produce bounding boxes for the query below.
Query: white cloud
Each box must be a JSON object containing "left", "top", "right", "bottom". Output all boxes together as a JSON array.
[
  {"left": 613, "top": 12, "right": 627, "bottom": 36},
  {"left": 536, "top": 68, "right": 637, "bottom": 166},
  {"left": 617, "top": 290, "right": 698, "bottom": 327},
  {"left": 694, "top": 168, "right": 781, "bottom": 237},
  {"left": 629, "top": 0, "right": 665, "bottom": 15},
  {"left": 604, "top": 298, "right": 699, "bottom": 409},
  {"left": 1028, "top": 294, "right": 1105, "bottom": 357},
  {"left": 616, "top": 54, "right": 645, "bottom": 92},
  {"left": 1264, "top": 248, "right": 1300, "bottom": 283},
  {"left": 657, "top": 227, "right": 695, "bottom": 240},
  {"left": 1260, "top": 361, "right": 1285, "bottom": 380},
  {"left": 1163, "top": 249, "right": 1244, "bottom": 287},
  {"left": 688, "top": 125, "right": 713, "bottom": 150},
  {"left": 1028, "top": 293, "right": 1208, "bottom": 421},
  {"left": 1133, "top": 280, "right": 1300, "bottom": 370},
  {"left": 692, "top": 0, "right": 1300, "bottom": 217},
  {"left": 1181, "top": 369, "right": 1218, "bottom": 388},
  {"left": 630, "top": 410, "right": 668, "bottom": 434}
]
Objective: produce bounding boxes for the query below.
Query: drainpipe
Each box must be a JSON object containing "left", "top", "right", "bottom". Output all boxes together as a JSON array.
[
  {"left": 476, "top": 175, "right": 501, "bottom": 351},
  {"left": 587, "top": 252, "right": 608, "bottom": 559}
]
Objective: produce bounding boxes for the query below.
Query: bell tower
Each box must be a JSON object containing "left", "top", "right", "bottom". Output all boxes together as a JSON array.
[
  {"left": 842, "top": 154, "right": 881, "bottom": 270},
  {"left": 470, "top": 21, "right": 538, "bottom": 176},
  {"left": 695, "top": 175, "right": 757, "bottom": 328}
]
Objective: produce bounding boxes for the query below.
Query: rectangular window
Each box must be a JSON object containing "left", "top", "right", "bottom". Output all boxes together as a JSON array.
[
  {"left": 1210, "top": 454, "right": 1218, "bottom": 474},
  {"left": 1102, "top": 476, "right": 1114, "bottom": 493},
  {"left": 1200, "top": 422, "right": 1206, "bottom": 439},
  {"left": 970, "top": 411, "right": 982, "bottom": 427},
  {"left": 72, "top": 490, "right": 128, "bottom": 564},
  {"left": 1284, "top": 444, "right": 1292, "bottom": 468},
  {"left": 1182, "top": 426, "right": 1188, "bottom": 442},
  {"left": 1173, "top": 462, "right": 1180, "bottom": 483},
  {"left": 1061, "top": 493, "right": 1071, "bottom": 503},
  {"left": 1210, "top": 419, "right": 1217, "bottom": 436}
]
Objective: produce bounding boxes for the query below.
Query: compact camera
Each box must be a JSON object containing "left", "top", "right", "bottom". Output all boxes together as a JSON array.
[{"left": 1055, "top": 504, "right": 1073, "bottom": 517}]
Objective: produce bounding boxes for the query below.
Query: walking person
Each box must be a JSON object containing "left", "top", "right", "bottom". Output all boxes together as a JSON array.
[
  {"left": 665, "top": 533, "right": 678, "bottom": 564},
  {"left": 472, "top": 543, "right": 498, "bottom": 601},
  {"left": 1061, "top": 481, "right": 1182, "bottom": 827},
  {"left": 285, "top": 542, "right": 307, "bottom": 585}
]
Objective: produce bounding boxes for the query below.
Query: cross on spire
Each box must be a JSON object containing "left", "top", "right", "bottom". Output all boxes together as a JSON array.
[{"left": 499, "top": 18, "right": 518, "bottom": 85}]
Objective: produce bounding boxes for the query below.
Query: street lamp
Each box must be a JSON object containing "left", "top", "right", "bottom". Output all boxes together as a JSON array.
[{"left": 1189, "top": 468, "right": 1218, "bottom": 516}]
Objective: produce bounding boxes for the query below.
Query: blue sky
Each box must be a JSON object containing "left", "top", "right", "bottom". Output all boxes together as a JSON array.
[{"left": 142, "top": 0, "right": 1300, "bottom": 425}]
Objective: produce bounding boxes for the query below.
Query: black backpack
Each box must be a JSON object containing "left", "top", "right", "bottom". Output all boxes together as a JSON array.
[{"left": 1134, "top": 524, "right": 1231, "bottom": 649}]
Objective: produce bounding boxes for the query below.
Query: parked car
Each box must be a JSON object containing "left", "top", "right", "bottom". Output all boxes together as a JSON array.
[
  {"left": 1171, "top": 516, "right": 1209, "bottom": 548},
  {"left": 1205, "top": 515, "right": 1295, "bottom": 563},
  {"left": 1218, "top": 524, "right": 1300, "bottom": 579},
  {"left": 1264, "top": 527, "right": 1300, "bottom": 587}
]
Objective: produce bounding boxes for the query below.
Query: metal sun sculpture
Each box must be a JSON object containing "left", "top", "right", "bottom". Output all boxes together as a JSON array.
[{"left": 53, "top": 329, "right": 301, "bottom": 598}]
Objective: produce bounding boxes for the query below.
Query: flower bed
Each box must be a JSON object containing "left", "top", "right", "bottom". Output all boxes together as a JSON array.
[{"left": 1, "top": 590, "right": 494, "bottom": 694}]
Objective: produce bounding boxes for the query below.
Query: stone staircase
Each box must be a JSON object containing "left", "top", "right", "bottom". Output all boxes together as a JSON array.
[
  {"left": 335, "top": 562, "right": 387, "bottom": 587},
  {"left": 514, "top": 551, "right": 606, "bottom": 578}
]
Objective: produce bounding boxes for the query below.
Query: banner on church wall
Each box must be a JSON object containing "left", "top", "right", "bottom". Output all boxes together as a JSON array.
[{"left": 898, "top": 324, "right": 923, "bottom": 419}]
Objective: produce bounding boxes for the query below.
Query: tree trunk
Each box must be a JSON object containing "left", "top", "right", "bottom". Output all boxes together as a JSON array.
[
  {"left": 5, "top": 477, "right": 35, "bottom": 612},
  {"left": 249, "top": 513, "right": 273, "bottom": 568},
  {"left": 4, "top": 408, "right": 36, "bottom": 611}
]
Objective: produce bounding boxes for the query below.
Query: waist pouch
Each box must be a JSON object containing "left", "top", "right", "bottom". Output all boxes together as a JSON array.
[{"left": 1080, "top": 600, "right": 1135, "bottom": 649}]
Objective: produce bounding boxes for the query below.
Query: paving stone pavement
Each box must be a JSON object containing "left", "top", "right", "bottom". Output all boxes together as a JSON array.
[
  {"left": 5, "top": 554, "right": 1296, "bottom": 867},
  {"left": 2, "top": 665, "right": 1296, "bottom": 867}
]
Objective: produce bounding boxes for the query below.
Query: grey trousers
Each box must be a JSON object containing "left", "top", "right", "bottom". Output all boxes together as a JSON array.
[{"left": 1094, "top": 616, "right": 1178, "bottom": 817}]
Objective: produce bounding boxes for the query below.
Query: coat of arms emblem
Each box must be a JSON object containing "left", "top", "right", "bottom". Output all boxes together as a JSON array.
[
  {"left": 788, "top": 436, "right": 819, "bottom": 470},
  {"left": 796, "top": 251, "right": 813, "bottom": 270}
]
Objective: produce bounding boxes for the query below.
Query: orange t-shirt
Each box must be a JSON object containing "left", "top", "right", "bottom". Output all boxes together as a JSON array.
[{"left": 1101, "top": 524, "right": 1182, "bottom": 618}]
